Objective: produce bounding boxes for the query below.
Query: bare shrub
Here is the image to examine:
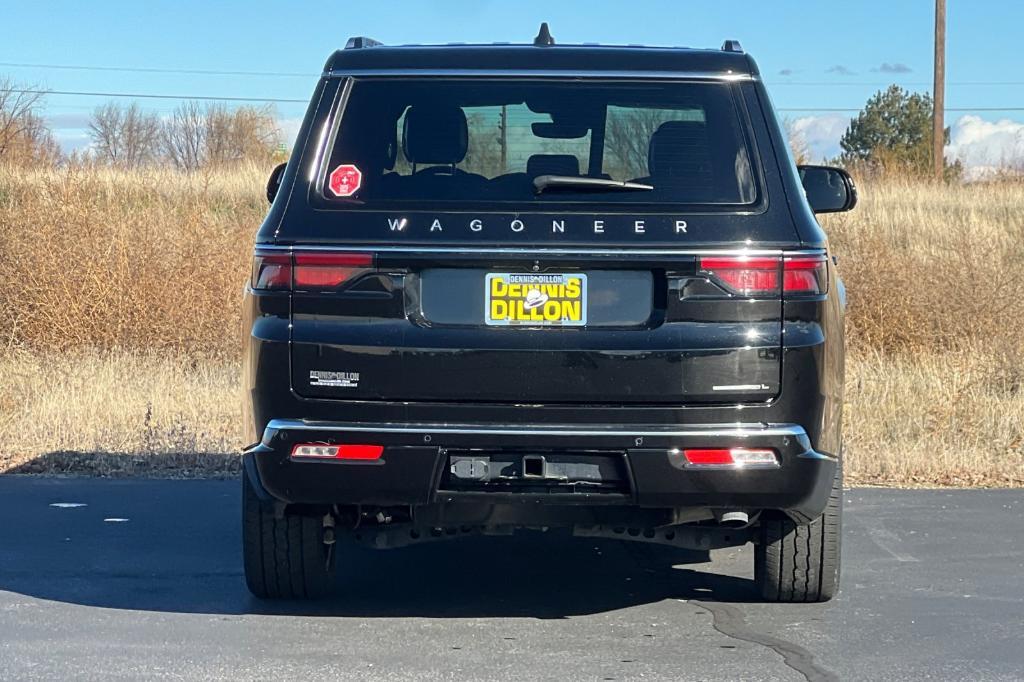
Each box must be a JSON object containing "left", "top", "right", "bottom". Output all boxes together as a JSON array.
[
  {"left": 4, "top": 166, "right": 1024, "bottom": 363},
  {"left": 845, "top": 347, "right": 1024, "bottom": 486},
  {"left": 0, "top": 164, "right": 266, "bottom": 357},
  {"left": 822, "top": 177, "right": 1024, "bottom": 353},
  {"left": 2, "top": 166, "right": 1024, "bottom": 485},
  {"left": 0, "top": 350, "right": 240, "bottom": 475}
]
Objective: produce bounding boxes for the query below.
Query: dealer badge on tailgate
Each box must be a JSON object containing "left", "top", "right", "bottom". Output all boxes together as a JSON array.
[{"left": 485, "top": 273, "right": 587, "bottom": 326}]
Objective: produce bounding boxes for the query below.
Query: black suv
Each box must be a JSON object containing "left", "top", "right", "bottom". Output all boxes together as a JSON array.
[{"left": 242, "top": 27, "right": 857, "bottom": 603}]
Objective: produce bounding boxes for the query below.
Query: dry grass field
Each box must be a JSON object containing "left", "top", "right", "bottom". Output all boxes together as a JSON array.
[{"left": 1, "top": 165, "right": 1022, "bottom": 486}]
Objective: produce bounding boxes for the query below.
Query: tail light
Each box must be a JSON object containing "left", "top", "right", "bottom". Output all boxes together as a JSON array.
[
  {"left": 699, "top": 257, "right": 779, "bottom": 296},
  {"left": 782, "top": 255, "right": 828, "bottom": 294},
  {"left": 251, "top": 251, "right": 375, "bottom": 291},
  {"left": 682, "top": 448, "right": 778, "bottom": 468},
  {"left": 698, "top": 254, "right": 827, "bottom": 297},
  {"left": 252, "top": 254, "right": 291, "bottom": 290},
  {"left": 291, "top": 443, "right": 384, "bottom": 460},
  {"left": 293, "top": 252, "right": 374, "bottom": 290}
]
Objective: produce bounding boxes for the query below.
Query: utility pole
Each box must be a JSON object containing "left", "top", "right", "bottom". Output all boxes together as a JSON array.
[
  {"left": 933, "top": 0, "right": 946, "bottom": 180},
  {"left": 499, "top": 105, "right": 508, "bottom": 172}
]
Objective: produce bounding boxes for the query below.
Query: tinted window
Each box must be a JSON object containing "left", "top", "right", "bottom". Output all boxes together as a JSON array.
[{"left": 322, "top": 79, "right": 758, "bottom": 206}]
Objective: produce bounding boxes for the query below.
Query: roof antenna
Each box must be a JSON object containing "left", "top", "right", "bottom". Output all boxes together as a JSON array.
[{"left": 533, "top": 22, "right": 555, "bottom": 46}]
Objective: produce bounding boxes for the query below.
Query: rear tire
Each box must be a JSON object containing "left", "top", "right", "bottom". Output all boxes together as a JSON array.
[
  {"left": 754, "top": 460, "right": 842, "bottom": 602},
  {"left": 242, "top": 472, "right": 337, "bottom": 599}
]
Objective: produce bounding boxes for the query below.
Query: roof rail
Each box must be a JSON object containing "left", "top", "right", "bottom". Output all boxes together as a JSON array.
[
  {"left": 721, "top": 39, "right": 743, "bottom": 53},
  {"left": 345, "top": 36, "right": 383, "bottom": 49}
]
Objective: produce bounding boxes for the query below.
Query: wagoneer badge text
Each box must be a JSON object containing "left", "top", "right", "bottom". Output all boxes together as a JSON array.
[{"left": 385, "top": 216, "right": 689, "bottom": 236}]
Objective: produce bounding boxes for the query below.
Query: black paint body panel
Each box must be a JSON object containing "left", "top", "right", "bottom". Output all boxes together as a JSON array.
[{"left": 242, "top": 43, "right": 844, "bottom": 528}]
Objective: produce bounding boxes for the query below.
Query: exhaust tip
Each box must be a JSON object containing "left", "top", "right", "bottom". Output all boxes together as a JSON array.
[{"left": 717, "top": 511, "right": 750, "bottom": 528}]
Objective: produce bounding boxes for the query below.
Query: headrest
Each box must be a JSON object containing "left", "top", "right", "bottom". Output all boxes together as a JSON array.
[
  {"left": 526, "top": 154, "right": 580, "bottom": 178},
  {"left": 647, "top": 121, "right": 710, "bottom": 177},
  {"left": 402, "top": 105, "right": 468, "bottom": 165}
]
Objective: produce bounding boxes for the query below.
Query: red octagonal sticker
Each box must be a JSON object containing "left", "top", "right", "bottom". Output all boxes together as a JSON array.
[{"left": 327, "top": 164, "right": 362, "bottom": 197}]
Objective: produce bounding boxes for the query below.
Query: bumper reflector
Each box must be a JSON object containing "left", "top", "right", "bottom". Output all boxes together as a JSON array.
[
  {"left": 291, "top": 443, "right": 384, "bottom": 460},
  {"left": 682, "top": 448, "right": 778, "bottom": 468}
]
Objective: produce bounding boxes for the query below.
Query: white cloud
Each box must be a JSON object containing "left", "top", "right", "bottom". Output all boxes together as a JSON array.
[
  {"left": 46, "top": 112, "right": 93, "bottom": 129},
  {"left": 52, "top": 129, "right": 92, "bottom": 154},
  {"left": 786, "top": 113, "right": 1024, "bottom": 172},
  {"left": 825, "top": 65, "right": 857, "bottom": 76},
  {"left": 947, "top": 115, "right": 1024, "bottom": 173},
  {"left": 872, "top": 62, "right": 913, "bottom": 74},
  {"left": 788, "top": 114, "right": 851, "bottom": 162},
  {"left": 45, "top": 114, "right": 92, "bottom": 154},
  {"left": 278, "top": 117, "right": 303, "bottom": 148}
]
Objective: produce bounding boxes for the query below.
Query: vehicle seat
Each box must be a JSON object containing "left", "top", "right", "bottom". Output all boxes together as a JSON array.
[
  {"left": 526, "top": 154, "right": 581, "bottom": 179},
  {"left": 396, "top": 104, "right": 487, "bottom": 198},
  {"left": 633, "top": 120, "right": 713, "bottom": 193},
  {"left": 484, "top": 154, "right": 583, "bottom": 197}
]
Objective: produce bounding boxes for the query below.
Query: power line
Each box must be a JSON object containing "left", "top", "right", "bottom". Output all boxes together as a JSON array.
[
  {"left": 7, "top": 88, "right": 307, "bottom": 104},
  {"left": 771, "top": 81, "right": 1024, "bottom": 86},
  {"left": 0, "top": 61, "right": 314, "bottom": 78},
  {"left": 6, "top": 88, "right": 1024, "bottom": 113},
  {"left": 780, "top": 107, "right": 1024, "bottom": 112},
  {"left": 3, "top": 60, "right": 1024, "bottom": 87}
]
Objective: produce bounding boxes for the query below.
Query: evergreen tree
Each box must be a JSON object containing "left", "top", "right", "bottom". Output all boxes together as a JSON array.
[{"left": 839, "top": 85, "right": 958, "bottom": 177}]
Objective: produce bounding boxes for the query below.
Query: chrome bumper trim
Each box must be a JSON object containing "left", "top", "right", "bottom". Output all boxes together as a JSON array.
[
  {"left": 263, "top": 418, "right": 810, "bottom": 442},
  {"left": 254, "top": 244, "right": 826, "bottom": 258}
]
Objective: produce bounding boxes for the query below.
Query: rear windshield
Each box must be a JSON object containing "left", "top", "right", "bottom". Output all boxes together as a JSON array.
[{"left": 320, "top": 79, "right": 759, "bottom": 207}]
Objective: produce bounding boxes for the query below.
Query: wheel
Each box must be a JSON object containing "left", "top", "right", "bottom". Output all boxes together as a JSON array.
[
  {"left": 242, "top": 472, "right": 337, "bottom": 599},
  {"left": 754, "top": 460, "right": 842, "bottom": 603}
]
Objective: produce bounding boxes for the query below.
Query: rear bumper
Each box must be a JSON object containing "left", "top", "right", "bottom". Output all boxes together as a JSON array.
[{"left": 245, "top": 419, "right": 836, "bottom": 523}]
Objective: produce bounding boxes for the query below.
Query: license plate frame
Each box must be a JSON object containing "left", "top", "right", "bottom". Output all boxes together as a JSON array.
[{"left": 484, "top": 272, "right": 588, "bottom": 327}]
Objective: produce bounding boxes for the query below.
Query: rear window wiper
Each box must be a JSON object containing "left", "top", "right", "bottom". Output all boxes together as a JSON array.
[{"left": 533, "top": 175, "right": 654, "bottom": 194}]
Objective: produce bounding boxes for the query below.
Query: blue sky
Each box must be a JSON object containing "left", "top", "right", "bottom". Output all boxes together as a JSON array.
[{"left": 3, "top": 0, "right": 1023, "bottom": 165}]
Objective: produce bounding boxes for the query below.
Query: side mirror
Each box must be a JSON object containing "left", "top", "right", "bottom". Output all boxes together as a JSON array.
[
  {"left": 266, "top": 162, "right": 287, "bottom": 204},
  {"left": 798, "top": 165, "right": 858, "bottom": 213}
]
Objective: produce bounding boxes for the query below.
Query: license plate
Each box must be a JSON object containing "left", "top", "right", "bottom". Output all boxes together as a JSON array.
[{"left": 485, "top": 273, "right": 587, "bottom": 326}]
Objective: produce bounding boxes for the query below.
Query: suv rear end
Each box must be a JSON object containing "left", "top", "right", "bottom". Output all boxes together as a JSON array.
[{"left": 241, "top": 33, "right": 855, "bottom": 603}]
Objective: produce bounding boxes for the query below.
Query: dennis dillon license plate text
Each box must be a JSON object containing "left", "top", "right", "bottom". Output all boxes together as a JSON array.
[{"left": 485, "top": 273, "right": 587, "bottom": 326}]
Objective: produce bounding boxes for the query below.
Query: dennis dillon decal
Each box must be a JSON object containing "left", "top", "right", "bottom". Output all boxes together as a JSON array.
[{"left": 309, "top": 370, "right": 360, "bottom": 388}]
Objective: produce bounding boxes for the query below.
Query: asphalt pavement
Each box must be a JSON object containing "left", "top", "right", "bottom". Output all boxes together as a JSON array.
[{"left": 0, "top": 477, "right": 1020, "bottom": 681}]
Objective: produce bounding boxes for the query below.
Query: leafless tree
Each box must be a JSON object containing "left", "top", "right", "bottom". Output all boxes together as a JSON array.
[
  {"left": 88, "top": 102, "right": 161, "bottom": 168},
  {"left": 203, "top": 104, "right": 234, "bottom": 166},
  {"left": 162, "top": 101, "right": 280, "bottom": 171},
  {"left": 162, "top": 101, "right": 207, "bottom": 171},
  {"left": 603, "top": 108, "right": 667, "bottom": 179},
  {"left": 461, "top": 111, "right": 503, "bottom": 177},
  {"left": 0, "top": 78, "right": 57, "bottom": 166},
  {"left": 219, "top": 104, "right": 279, "bottom": 165}
]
